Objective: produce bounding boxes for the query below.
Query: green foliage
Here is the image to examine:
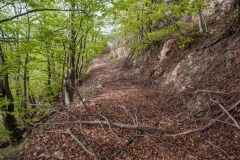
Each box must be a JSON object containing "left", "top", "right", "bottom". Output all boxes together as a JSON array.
[
  {"left": 0, "top": 0, "right": 110, "bottom": 136},
  {"left": 108, "top": 0, "right": 208, "bottom": 58},
  {"left": 178, "top": 35, "right": 194, "bottom": 49},
  {"left": 0, "top": 126, "right": 12, "bottom": 138},
  {"left": 107, "top": 53, "right": 113, "bottom": 61}
]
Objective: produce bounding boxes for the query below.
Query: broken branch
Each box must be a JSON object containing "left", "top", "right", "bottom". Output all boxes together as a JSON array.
[
  {"left": 67, "top": 128, "right": 104, "bottom": 160},
  {"left": 206, "top": 141, "right": 233, "bottom": 160},
  {"left": 210, "top": 99, "right": 240, "bottom": 129},
  {"left": 43, "top": 120, "right": 173, "bottom": 133}
]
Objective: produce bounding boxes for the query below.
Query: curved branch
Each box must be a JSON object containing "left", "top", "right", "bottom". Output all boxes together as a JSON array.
[
  {"left": 68, "top": 129, "right": 103, "bottom": 160},
  {"left": 0, "top": 8, "right": 89, "bottom": 24}
]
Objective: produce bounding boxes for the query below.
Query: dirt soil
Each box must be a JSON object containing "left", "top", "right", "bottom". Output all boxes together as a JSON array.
[{"left": 3, "top": 50, "right": 239, "bottom": 160}]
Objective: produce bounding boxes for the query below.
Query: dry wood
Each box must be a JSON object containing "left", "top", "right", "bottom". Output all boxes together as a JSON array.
[
  {"left": 67, "top": 128, "right": 104, "bottom": 160},
  {"left": 210, "top": 99, "right": 240, "bottom": 129},
  {"left": 168, "top": 99, "right": 240, "bottom": 136},
  {"left": 110, "top": 135, "right": 138, "bottom": 160},
  {"left": 41, "top": 120, "right": 173, "bottom": 133},
  {"left": 206, "top": 141, "right": 233, "bottom": 160},
  {"left": 81, "top": 120, "right": 173, "bottom": 133}
]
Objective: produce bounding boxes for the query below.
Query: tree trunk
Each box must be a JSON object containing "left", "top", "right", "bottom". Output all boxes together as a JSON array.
[
  {"left": 23, "top": 53, "right": 28, "bottom": 109},
  {"left": 0, "top": 44, "right": 22, "bottom": 146},
  {"left": 23, "top": 9, "right": 31, "bottom": 112},
  {"left": 237, "top": 0, "right": 240, "bottom": 15},
  {"left": 197, "top": 4, "right": 208, "bottom": 36},
  {"left": 64, "top": 3, "right": 76, "bottom": 106},
  {"left": 75, "top": 36, "right": 83, "bottom": 81},
  {"left": 64, "top": 55, "right": 75, "bottom": 106}
]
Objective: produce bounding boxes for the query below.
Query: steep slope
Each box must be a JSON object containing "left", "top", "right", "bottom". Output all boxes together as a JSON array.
[
  {"left": 2, "top": 1, "right": 240, "bottom": 159},
  {"left": 4, "top": 39, "right": 240, "bottom": 159}
]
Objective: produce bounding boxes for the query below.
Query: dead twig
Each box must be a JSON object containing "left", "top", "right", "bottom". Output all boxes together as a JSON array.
[
  {"left": 67, "top": 128, "right": 104, "bottom": 160},
  {"left": 66, "top": 109, "right": 95, "bottom": 155},
  {"left": 70, "top": 85, "right": 93, "bottom": 115},
  {"left": 210, "top": 99, "right": 240, "bottom": 129},
  {"left": 168, "top": 99, "right": 240, "bottom": 136},
  {"left": 110, "top": 135, "right": 138, "bottom": 160},
  {"left": 206, "top": 141, "right": 233, "bottom": 160},
  {"left": 195, "top": 89, "right": 232, "bottom": 95},
  {"left": 118, "top": 105, "right": 139, "bottom": 125},
  {"left": 99, "top": 114, "right": 119, "bottom": 138}
]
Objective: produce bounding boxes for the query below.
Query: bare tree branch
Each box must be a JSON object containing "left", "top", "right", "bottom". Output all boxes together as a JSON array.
[
  {"left": 41, "top": 120, "right": 173, "bottom": 133},
  {"left": 110, "top": 135, "right": 138, "bottom": 160},
  {"left": 206, "top": 141, "right": 233, "bottom": 160},
  {"left": 67, "top": 128, "right": 104, "bottom": 160},
  {"left": 0, "top": 1, "right": 15, "bottom": 10},
  {"left": 168, "top": 99, "right": 240, "bottom": 136},
  {"left": 0, "top": 8, "right": 89, "bottom": 24},
  {"left": 99, "top": 114, "right": 119, "bottom": 138},
  {"left": 210, "top": 99, "right": 240, "bottom": 129},
  {"left": 118, "top": 105, "right": 139, "bottom": 125}
]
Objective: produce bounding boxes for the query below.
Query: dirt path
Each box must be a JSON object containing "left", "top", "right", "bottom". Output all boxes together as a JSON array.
[{"left": 5, "top": 55, "right": 240, "bottom": 160}]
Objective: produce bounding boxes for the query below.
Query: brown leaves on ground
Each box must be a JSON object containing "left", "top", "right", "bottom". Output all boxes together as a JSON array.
[{"left": 5, "top": 55, "right": 240, "bottom": 160}]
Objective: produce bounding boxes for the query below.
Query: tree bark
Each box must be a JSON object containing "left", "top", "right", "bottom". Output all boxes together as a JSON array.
[
  {"left": 197, "top": 4, "right": 208, "bottom": 36},
  {"left": 64, "top": 3, "right": 76, "bottom": 106},
  {"left": 237, "top": 0, "right": 240, "bottom": 15},
  {"left": 0, "top": 44, "right": 22, "bottom": 146}
]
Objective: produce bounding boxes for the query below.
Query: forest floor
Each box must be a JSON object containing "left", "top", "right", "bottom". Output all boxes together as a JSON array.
[{"left": 3, "top": 54, "right": 240, "bottom": 159}]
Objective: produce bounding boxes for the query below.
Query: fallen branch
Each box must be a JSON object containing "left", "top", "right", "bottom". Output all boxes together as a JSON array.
[
  {"left": 41, "top": 120, "right": 173, "bottom": 133},
  {"left": 67, "top": 128, "right": 104, "bottom": 160},
  {"left": 99, "top": 114, "right": 119, "bottom": 138},
  {"left": 110, "top": 135, "right": 138, "bottom": 160},
  {"left": 195, "top": 89, "right": 231, "bottom": 95},
  {"left": 206, "top": 141, "right": 233, "bottom": 160},
  {"left": 71, "top": 85, "right": 93, "bottom": 115},
  {"left": 167, "top": 99, "right": 240, "bottom": 136},
  {"left": 210, "top": 99, "right": 240, "bottom": 129},
  {"left": 66, "top": 109, "right": 96, "bottom": 153},
  {"left": 118, "top": 105, "right": 139, "bottom": 125},
  {"left": 83, "top": 120, "right": 173, "bottom": 133}
]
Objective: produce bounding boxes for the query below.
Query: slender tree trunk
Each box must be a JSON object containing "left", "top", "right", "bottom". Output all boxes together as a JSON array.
[
  {"left": 197, "top": 1, "right": 208, "bottom": 36},
  {"left": 46, "top": 56, "right": 55, "bottom": 99},
  {"left": 64, "top": 3, "right": 76, "bottom": 106},
  {"left": 0, "top": 44, "right": 22, "bottom": 146},
  {"left": 75, "top": 36, "right": 83, "bottom": 81},
  {"left": 23, "top": 8, "right": 31, "bottom": 111},
  {"left": 83, "top": 34, "right": 88, "bottom": 60},
  {"left": 23, "top": 53, "right": 28, "bottom": 109},
  {"left": 78, "top": 56, "right": 84, "bottom": 84},
  {"left": 237, "top": 0, "right": 240, "bottom": 15}
]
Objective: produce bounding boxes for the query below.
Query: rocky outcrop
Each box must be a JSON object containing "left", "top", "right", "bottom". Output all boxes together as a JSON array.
[{"left": 108, "top": 38, "right": 130, "bottom": 60}]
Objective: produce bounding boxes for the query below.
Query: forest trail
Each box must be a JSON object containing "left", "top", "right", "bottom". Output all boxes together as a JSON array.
[{"left": 6, "top": 55, "right": 240, "bottom": 159}]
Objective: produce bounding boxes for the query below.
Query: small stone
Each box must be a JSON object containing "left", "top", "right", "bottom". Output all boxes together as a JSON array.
[
  {"left": 54, "top": 150, "right": 64, "bottom": 159},
  {"left": 38, "top": 153, "right": 45, "bottom": 157},
  {"left": 45, "top": 154, "right": 51, "bottom": 158},
  {"left": 89, "top": 102, "right": 96, "bottom": 107}
]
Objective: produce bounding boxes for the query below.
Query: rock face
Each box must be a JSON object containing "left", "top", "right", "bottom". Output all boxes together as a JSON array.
[
  {"left": 108, "top": 38, "right": 130, "bottom": 60},
  {"left": 205, "top": 0, "right": 234, "bottom": 16},
  {"left": 158, "top": 39, "right": 176, "bottom": 63},
  {"left": 135, "top": 0, "right": 238, "bottom": 88}
]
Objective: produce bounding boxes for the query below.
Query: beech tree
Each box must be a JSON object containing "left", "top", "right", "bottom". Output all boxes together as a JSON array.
[
  {"left": 110, "top": 0, "right": 211, "bottom": 56},
  {"left": 0, "top": 44, "right": 22, "bottom": 145},
  {"left": 0, "top": 0, "right": 109, "bottom": 145}
]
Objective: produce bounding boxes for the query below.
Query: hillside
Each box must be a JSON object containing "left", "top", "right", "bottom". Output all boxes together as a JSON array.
[
  {"left": 4, "top": 20, "right": 240, "bottom": 160},
  {"left": 0, "top": 0, "right": 240, "bottom": 160}
]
